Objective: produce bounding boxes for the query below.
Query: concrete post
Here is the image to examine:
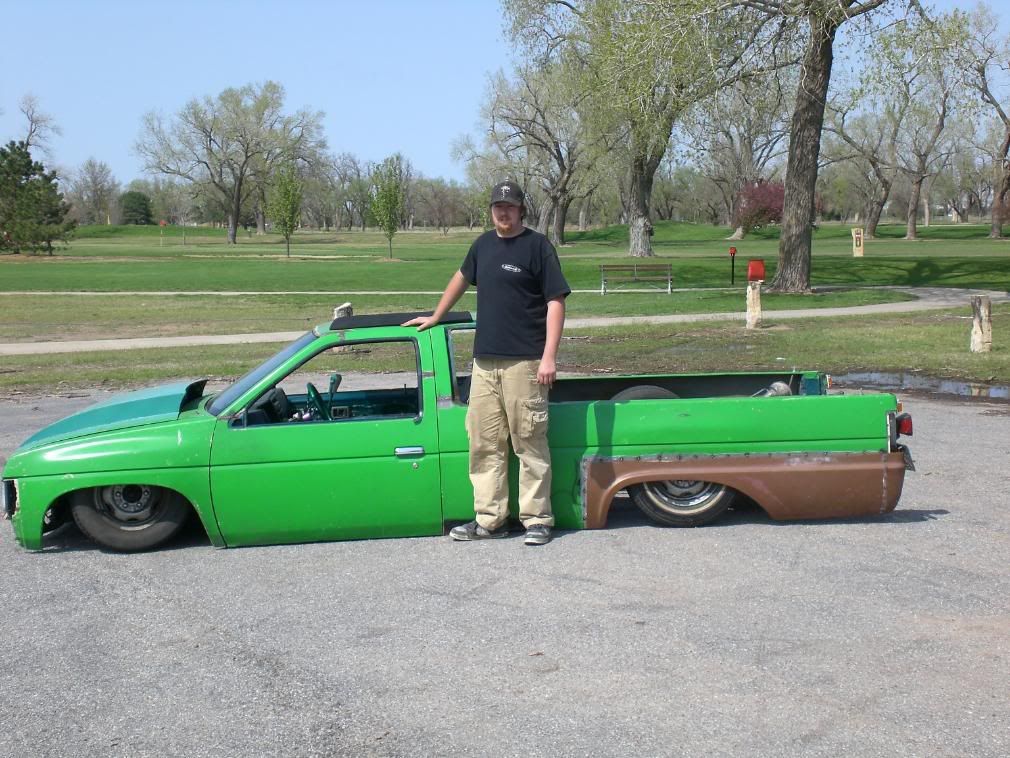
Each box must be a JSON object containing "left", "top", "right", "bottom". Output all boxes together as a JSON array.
[
  {"left": 970, "top": 295, "right": 992, "bottom": 353},
  {"left": 746, "top": 282, "right": 762, "bottom": 329}
]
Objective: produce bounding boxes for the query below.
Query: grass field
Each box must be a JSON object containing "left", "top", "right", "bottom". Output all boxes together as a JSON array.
[
  {"left": 1, "top": 304, "right": 1005, "bottom": 393},
  {"left": 5, "top": 221, "right": 1009, "bottom": 293},
  {"left": 0, "top": 221, "right": 1006, "bottom": 393}
]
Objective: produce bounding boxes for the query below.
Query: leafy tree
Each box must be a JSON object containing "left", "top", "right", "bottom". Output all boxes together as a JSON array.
[
  {"left": 119, "top": 190, "right": 153, "bottom": 225},
  {"left": 0, "top": 141, "right": 75, "bottom": 255},
  {"left": 734, "top": 180, "right": 785, "bottom": 235},
  {"left": 754, "top": 0, "right": 894, "bottom": 292},
  {"left": 267, "top": 163, "right": 303, "bottom": 257},
  {"left": 371, "top": 156, "right": 404, "bottom": 258},
  {"left": 506, "top": 0, "right": 782, "bottom": 257},
  {"left": 136, "top": 81, "right": 325, "bottom": 244}
]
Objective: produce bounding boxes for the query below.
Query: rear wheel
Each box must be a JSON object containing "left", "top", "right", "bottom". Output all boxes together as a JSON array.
[
  {"left": 70, "top": 485, "right": 189, "bottom": 552},
  {"left": 611, "top": 384, "right": 733, "bottom": 527},
  {"left": 628, "top": 479, "right": 735, "bottom": 527}
]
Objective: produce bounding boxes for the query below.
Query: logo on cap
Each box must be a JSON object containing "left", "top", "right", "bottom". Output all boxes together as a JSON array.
[{"left": 500, "top": 185, "right": 511, "bottom": 199}]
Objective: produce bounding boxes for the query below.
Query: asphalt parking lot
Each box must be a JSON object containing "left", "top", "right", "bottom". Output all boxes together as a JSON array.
[{"left": 1, "top": 392, "right": 1008, "bottom": 758}]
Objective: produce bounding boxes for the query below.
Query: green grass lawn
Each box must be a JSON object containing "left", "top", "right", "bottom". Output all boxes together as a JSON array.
[
  {"left": 0, "top": 221, "right": 1005, "bottom": 393},
  {"left": 4, "top": 221, "right": 1009, "bottom": 292},
  {"left": 0, "top": 289, "right": 914, "bottom": 342},
  {"left": 2, "top": 304, "right": 1005, "bottom": 393}
]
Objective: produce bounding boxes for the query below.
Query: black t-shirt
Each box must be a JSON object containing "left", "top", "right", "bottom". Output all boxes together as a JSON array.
[{"left": 459, "top": 227, "right": 571, "bottom": 359}]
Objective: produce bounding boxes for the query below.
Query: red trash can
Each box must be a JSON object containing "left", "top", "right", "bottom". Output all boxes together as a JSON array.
[{"left": 747, "top": 259, "right": 765, "bottom": 282}]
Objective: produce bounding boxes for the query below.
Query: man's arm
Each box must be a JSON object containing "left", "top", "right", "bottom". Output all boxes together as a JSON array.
[
  {"left": 401, "top": 271, "right": 470, "bottom": 330},
  {"left": 537, "top": 296, "right": 566, "bottom": 386}
]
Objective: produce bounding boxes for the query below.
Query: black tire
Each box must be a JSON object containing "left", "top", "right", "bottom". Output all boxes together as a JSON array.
[
  {"left": 70, "top": 485, "right": 190, "bottom": 552},
  {"left": 610, "top": 384, "right": 679, "bottom": 401},
  {"left": 628, "top": 479, "right": 735, "bottom": 527},
  {"left": 611, "top": 385, "right": 732, "bottom": 527}
]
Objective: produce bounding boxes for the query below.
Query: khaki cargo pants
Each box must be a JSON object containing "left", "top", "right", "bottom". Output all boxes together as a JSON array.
[{"left": 466, "top": 357, "right": 553, "bottom": 530}]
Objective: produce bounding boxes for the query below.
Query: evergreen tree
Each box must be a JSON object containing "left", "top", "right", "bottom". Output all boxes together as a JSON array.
[
  {"left": 0, "top": 141, "right": 75, "bottom": 254},
  {"left": 120, "top": 190, "right": 154, "bottom": 225}
]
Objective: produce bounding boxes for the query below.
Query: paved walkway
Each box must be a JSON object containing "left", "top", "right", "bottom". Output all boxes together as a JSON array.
[{"left": 1, "top": 287, "right": 1005, "bottom": 356}]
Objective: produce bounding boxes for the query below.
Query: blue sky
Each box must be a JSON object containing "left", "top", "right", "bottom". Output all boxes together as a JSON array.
[
  {"left": 2, "top": 1, "right": 1005, "bottom": 188},
  {"left": 0, "top": 0, "right": 514, "bottom": 184}
]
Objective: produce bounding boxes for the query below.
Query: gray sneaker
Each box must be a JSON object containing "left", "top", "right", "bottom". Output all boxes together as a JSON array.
[
  {"left": 450, "top": 520, "right": 508, "bottom": 541},
  {"left": 524, "top": 525, "right": 552, "bottom": 545}
]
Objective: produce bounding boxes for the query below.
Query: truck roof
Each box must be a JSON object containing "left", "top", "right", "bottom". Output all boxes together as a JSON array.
[{"left": 325, "top": 311, "right": 474, "bottom": 331}]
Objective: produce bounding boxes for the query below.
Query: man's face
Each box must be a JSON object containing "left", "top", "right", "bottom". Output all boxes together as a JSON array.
[{"left": 491, "top": 202, "right": 522, "bottom": 236}]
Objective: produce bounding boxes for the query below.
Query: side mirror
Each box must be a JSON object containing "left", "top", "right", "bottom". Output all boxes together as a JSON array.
[{"left": 227, "top": 409, "right": 248, "bottom": 428}]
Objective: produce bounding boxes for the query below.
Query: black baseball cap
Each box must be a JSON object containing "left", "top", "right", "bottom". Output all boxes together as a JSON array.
[{"left": 490, "top": 181, "right": 524, "bottom": 207}]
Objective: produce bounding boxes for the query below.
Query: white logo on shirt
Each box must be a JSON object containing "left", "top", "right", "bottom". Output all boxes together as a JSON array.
[{"left": 501, "top": 264, "right": 522, "bottom": 273}]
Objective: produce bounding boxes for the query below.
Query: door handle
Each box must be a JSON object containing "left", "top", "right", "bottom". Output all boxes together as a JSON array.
[{"left": 395, "top": 446, "right": 425, "bottom": 457}]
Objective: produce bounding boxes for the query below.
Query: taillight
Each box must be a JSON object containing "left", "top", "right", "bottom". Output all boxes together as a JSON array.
[{"left": 896, "top": 413, "right": 913, "bottom": 436}]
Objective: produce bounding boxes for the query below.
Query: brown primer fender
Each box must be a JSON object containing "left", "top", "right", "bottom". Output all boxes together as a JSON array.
[{"left": 581, "top": 451, "right": 908, "bottom": 528}]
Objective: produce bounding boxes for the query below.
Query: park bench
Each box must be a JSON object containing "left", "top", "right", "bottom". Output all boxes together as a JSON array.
[{"left": 599, "top": 263, "right": 673, "bottom": 294}]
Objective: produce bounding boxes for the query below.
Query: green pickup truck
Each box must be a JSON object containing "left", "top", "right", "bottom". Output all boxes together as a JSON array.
[{"left": 2, "top": 311, "right": 914, "bottom": 552}]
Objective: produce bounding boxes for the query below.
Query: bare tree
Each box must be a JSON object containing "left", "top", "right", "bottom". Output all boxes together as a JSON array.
[
  {"left": 415, "top": 177, "right": 464, "bottom": 234},
  {"left": 684, "top": 77, "right": 792, "bottom": 237},
  {"left": 19, "top": 94, "right": 62, "bottom": 157},
  {"left": 68, "top": 158, "right": 119, "bottom": 225},
  {"left": 957, "top": 4, "right": 1010, "bottom": 238},
  {"left": 136, "top": 81, "right": 325, "bottom": 244},
  {"left": 826, "top": 95, "right": 906, "bottom": 238},
  {"left": 334, "top": 153, "right": 374, "bottom": 231},
  {"left": 485, "top": 59, "right": 602, "bottom": 245}
]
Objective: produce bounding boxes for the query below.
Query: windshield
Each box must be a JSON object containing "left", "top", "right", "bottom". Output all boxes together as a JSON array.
[{"left": 207, "top": 331, "right": 318, "bottom": 416}]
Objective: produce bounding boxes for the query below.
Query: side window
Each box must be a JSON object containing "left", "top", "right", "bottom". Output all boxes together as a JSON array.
[
  {"left": 447, "top": 327, "right": 475, "bottom": 404},
  {"left": 247, "top": 339, "right": 421, "bottom": 425}
]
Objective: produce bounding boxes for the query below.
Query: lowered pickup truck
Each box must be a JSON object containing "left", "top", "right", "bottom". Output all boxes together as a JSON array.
[{"left": 2, "top": 311, "right": 913, "bottom": 552}]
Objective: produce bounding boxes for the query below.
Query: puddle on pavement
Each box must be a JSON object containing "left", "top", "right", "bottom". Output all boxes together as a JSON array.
[{"left": 833, "top": 372, "right": 1010, "bottom": 401}]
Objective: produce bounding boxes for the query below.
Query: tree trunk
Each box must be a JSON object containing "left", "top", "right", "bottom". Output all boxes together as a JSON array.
[
  {"left": 922, "top": 184, "right": 931, "bottom": 227},
  {"left": 227, "top": 213, "right": 238, "bottom": 244},
  {"left": 771, "top": 13, "right": 839, "bottom": 292},
  {"left": 727, "top": 226, "right": 746, "bottom": 241},
  {"left": 990, "top": 161, "right": 1010, "bottom": 239},
  {"left": 286, "top": 237, "right": 290, "bottom": 257},
  {"left": 905, "top": 176, "right": 923, "bottom": 240},
  {"left": 537, "top": 197, "right": 555, "bottom": 237},
  {"left": 553, "top": 195, "right": 572, "bottom": 246},
  {"left": 864, "top": 179, "right": 891, "bottom": 239},
  {"left": 578, "top": 198, "right": 589, "bottom": 231},
  {"left": 256, "top": 207, "right": 266, "bottom": 235},
  {"left": 627, "top": 156, "right": 655, "bottom": 257}
]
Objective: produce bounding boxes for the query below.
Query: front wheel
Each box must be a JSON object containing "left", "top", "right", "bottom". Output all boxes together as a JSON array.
[
  {"left": 70, "top": 485, "right": 189, "bottom": 552},
  {"left": 628, "top": 479, "right": 735, "bottom": 527}
]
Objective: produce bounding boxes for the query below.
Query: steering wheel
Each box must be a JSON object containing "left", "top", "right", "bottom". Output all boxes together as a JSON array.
[{"left": 305, "top": 382, "right": 330, "bottom": 420}]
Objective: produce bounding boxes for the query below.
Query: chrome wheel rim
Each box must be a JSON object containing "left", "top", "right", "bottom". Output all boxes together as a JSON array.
[{"left": 641, "top": 479, "right": 725, "bottom": 515}]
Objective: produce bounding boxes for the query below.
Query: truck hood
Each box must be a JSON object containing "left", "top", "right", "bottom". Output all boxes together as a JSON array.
[{"left": 16, "top": 379, "right": 208, "bottom": 452}]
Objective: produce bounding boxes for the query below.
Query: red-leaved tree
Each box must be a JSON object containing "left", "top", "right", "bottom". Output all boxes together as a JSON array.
[{"left": 733, "top": 180, "right": 784, "bottom": 235}]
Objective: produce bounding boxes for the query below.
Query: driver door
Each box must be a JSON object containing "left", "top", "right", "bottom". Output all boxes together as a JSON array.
[{"left": 209, "top": 335, "right": 441, "bottom": 546}]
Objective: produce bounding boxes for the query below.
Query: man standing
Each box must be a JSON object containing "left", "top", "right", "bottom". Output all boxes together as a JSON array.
[{"left": 403, "top": 182, "right": 570, "bottom": 545}]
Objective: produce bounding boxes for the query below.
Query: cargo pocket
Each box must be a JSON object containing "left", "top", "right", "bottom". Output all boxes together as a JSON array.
[{"left": 521, "top": 398, "right": 549, "bottom": 439}]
